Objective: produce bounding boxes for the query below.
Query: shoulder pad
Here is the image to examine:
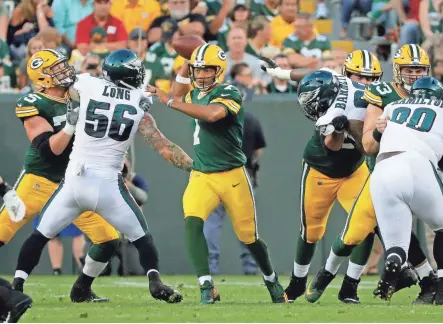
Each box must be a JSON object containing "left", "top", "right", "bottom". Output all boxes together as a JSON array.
[{"left": 16, "top": 93, "right": 45, "bottom": 119}]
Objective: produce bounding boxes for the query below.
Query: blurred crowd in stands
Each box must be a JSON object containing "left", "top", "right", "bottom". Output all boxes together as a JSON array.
[{"left": 0, "top": 0, "right": 440, "bottom": 95}]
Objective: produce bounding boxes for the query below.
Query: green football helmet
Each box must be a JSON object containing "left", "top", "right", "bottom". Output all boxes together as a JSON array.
[
  {"left": 102, "top": 49, "right": 145, "bottom": 89},
  {"left": 411, "top": 76, "right": 443, "bottom": 100},
  {"left": 297, "top": 70, "right": 340, "bottom": 121}
]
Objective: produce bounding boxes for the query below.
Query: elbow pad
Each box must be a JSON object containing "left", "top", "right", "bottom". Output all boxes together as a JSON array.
[{"left": 31, "top": 131, "right": 58, "bottom": 160}]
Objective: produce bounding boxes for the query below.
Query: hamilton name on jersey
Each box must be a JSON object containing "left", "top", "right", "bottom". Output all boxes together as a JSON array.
[{"left": 394, "top": 97, "right": 443, "bottom": 108}]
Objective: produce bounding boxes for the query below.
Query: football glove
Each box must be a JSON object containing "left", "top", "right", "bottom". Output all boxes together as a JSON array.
[
  {"left": 3, "top": 189, "right": 26, "bottom": 222},
  {"left": 331, "top": 115, "right": 348, "bottom": 132},
  {"left": 63, "top": 98, "right": 79, "bottom": 135},
  {"left": 260, "top": 56, "right": 291, "bottom": 80}
]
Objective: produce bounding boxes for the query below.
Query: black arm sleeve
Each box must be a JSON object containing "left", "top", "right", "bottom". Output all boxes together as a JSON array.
[
  {"left": 31, "top": 131, "right": 58, "bottom": 160},
  {"left": 0, "top": 182, "right": 11, "bottom": 198}
]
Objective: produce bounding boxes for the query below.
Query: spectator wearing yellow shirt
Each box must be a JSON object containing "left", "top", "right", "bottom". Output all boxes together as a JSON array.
[
  {"left": 110, "top": 0, "right": 161, "bottom": 35},
  {"left": 269, "top": 0, "right": 298, "bottom": 48}
]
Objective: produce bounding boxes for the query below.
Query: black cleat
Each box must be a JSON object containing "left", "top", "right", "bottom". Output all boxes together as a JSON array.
[
  {"left": 374, "top": 259, "right": 400, "bottom": 301},
  {"left": 305, "top": 266, "right": 336, "bottom": 303},
  {"left": 0, "top": 278, "right": 12, "bottom": 289},
  {"left": 394, "top": 265, "right": 418, "bottom": 292},
  {"left": 284, "top": 274, "right": 307, "bottom": 303},
  {"left": 4, "top": 289, "right": 32, "bottom": 323},
  {"left": 70, "top": 284, "right": 109, "bottom": 303},
  {"left": 149, "top": 280, "right": 182, "bottom": 304},
  {"left": 434, "top": 277, "right": 443, "bottom": 305},
  {"left": 413, "top": 271, "right": 437, "bottom": 305},
  {"left": 11, "top": 278, "right": 24, "bottom": 293},
  {"left": 338, "top": 275, "right": 360, "bottom": 304}
]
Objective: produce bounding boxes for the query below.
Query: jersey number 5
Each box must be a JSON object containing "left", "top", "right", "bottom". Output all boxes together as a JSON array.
[
  {"left": 85, "top": 99, "right": 137, "bottom": 141},
  {"left": 391, "top": 107, "right": 436, "bottom": 132}
]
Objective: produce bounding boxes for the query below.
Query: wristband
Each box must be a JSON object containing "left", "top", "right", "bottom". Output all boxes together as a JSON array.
[
  {"left": 63, "top": 123, "right": 76, "bottom": 135},
  {"left": 175, "top": 75, "right": 191, "bottom": 84},
  {"left": 373, "top": 128, "right": 383, "bottom": 143},
  {"left": 167, "top": 98, "right": 174, "bottom": 108}
]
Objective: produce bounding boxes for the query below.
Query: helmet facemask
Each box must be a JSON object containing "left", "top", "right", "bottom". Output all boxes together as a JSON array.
[
  {"left": 394, "top": 65, "right": 430, "bottom": 92},
  {"left": 189, "top": 64, "right": 223, "bottom": 91},
  {"left": 46, "top": 60, "right": 76, "bottom": 88}
]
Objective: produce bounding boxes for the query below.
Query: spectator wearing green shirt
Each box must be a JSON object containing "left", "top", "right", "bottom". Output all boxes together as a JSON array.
[
  {"left": 266, "top": 54, "right": 298, "bottom": 93},
  {"left": 246, "top": 15, "right": 276, "bottom": 58},
  {"left": 282, "top": 13, "right": 330, "bottom": 69},
  {"left": 249, "top": 0, "right": 279, "bottom": 19},
  {"left": 420, "top": 0, "right": 443, "bottom": 40},
  {"left": 127, "top": 27, "right": 168, "bottom": 88}
]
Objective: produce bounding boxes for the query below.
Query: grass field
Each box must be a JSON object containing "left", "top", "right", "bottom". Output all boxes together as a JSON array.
[{"left": 3, "top": 274, "right": 442, "bottom": 322}]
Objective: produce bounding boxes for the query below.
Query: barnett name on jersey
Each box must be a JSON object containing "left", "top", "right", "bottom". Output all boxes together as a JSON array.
[
  {"left": 70, "top": 74, "right": 149, "bottom": 172},
  {"left": 16, "top": 92, "right": 72, "bottom": 183},
  {"left": 183, "top": 84, "right": 246, "bottom": 173},
  {"left": 381, "top": 97, "right": 443, "bottom": 165},
  {"left": 303, "top": 75, "right": 367, "bottom": 178}
]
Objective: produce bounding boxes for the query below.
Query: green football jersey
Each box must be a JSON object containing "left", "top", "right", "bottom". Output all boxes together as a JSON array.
[
  {"left": 282, "top": 34, "right": 331, "bottom": 59},
  {"left": 303, "top": 79, "right": 367, "bottom": 178},
  {"left": 183, "top": 84, "right": 246, "bottom": 172},
  {"left": 147, "top": 41, "right": 178, "bottom": 75},
  {"left": 16, "top": 92, "right": 72, "bottom": 183},
  {"left": 143, "top": 52, "right": 167, "bottom": 85},
  {"left": 362, "top": 81, "right": 408, "bottom": 171},
  {"left": 249, "top": 0, "right": 279, "bottom": 19}
]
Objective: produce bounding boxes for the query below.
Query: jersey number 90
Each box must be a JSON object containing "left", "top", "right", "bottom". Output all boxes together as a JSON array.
[
  {"left": 391, "top": 107, "right": 436, "bottom": 132},
  {"left": 85, "top": 99, "right": 137, "bottom": 141}
]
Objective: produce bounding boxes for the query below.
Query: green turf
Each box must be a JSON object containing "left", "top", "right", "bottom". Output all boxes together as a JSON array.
[{"left": 2, "top": 274, "right": 441, "bottom": 322}]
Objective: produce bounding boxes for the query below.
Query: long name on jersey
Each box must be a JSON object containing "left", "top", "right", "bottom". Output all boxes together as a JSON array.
[
  {"left": 71, "top": 74, "right": 147, "bottom": 172},
  {"left": 381, "top": 97, "right": 443, "bottom": 165}
]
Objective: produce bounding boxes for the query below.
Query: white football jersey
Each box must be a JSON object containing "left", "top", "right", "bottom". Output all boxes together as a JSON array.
[
  {"left": 380, "top": 97, "right": 443, "bottom": 165},
  {"left": 69, "top": 73, "right": 148, "bottom": 172}
]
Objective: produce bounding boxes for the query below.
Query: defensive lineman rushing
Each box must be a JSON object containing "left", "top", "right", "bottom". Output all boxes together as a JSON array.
[
  {"left": 372, "top": 76, "right": 443, "bottom": 304},
  {"left": 148, "top": 43, "right": 288, "bottom": 304},
  {"left": 12, "top": 49, "right": 193, "bottom": 303}
]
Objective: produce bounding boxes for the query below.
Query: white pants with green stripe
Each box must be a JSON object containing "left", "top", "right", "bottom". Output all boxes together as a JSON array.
[
  {"left": 370, "top": 151, "right": 443, "bottom": 255},
  {"left": 37, "top": 167, "right": 148, "bottom": 242}
]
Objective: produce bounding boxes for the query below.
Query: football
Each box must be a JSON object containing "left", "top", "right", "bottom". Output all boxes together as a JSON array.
[{"left": 172, "top": 35, "right": 206, "bottom": 60}]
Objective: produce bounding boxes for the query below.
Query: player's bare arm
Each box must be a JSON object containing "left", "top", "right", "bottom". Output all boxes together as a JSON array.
[
  {"left": 324, "top": 132, "right": 345, "bottom": 151},
  {"left": 24, "top": 116, "right": 73, "bottom": 156},
  {"left": 362, "top": 104, "right": 384, "bottom": 155},
  {"left": 260, "top": 56, "right": 310, "bottom": 82},
  {"left": 147, "top": 85, "right": 227, "bottom": 122},
  {"left": 138, "top": 111, "right": 193, "bottom": 172},
  {"left": 347, "top": 120, "right": 365, "bottom": 154},
  {"left": 170, "top": 62, "right": 191, "bottom": 101}
]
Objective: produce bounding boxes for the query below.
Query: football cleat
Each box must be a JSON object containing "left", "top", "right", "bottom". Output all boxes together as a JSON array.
[
  {"left": 338, "top": 275, "right": 360, "bottom": 304},
  {"left": 3, "top": 289, "right": 32, "bottom": 323},
  {"left": 264, "top": 274, "right": 288, "bottom": 303},
  {"left": 394, "top": 264, "right": 418, "bottom": 292},
  {"left": 434, "top": 277, "right": 443, "bottom": 305},
  {"left": 70, "top": 284, "right": 109, "bottom": 303},
  {"left": 305, "top": 266, "right": 335, "bottom": 303},
  {"left": 374, "top": 259, "right": 400, "bottom": 301},
  {"left": 412, "top": 271, "right": 437, "bottom": 305},
  {"left": 149, "top": 280, "right": 182, "bottom": 304},
  {"left": 285, "top": 274, "right": 307, "bottom": 302},
  {"left": 199, "top": 280, "right": 220, "bottom": 305},
  {"left": 11, "top": 278, "right": 24, "bottom": 293}
]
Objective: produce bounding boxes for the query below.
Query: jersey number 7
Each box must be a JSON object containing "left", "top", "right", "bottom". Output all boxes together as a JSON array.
[{"left": 85, "top": 99, "right": 137, "bottom": 142}]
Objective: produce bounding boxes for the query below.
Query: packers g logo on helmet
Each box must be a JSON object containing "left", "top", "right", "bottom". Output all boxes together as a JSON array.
[
  {"left": 30, "top": 58, "right": 44, "bottom": 70},
  {"left": 342, "top": 50, "right": 382, "bottom": 81},
  {"left": 189, "top": 44, "right": 226, "bottom": 91},
  {"left": 27, "top": 49, "right": 76, "bottom": 90},
  {"left": 393, "top": 44, "right": 430, "bottom": 91}
]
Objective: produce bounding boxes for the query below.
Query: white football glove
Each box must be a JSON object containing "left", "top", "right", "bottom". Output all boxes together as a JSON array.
[
  {"left": 63, "top": 99, "right": 79, "bottom": 135},
  {"left": 3, "top": 189, "right": 26, "bottom": 222},
  {"left": 260, "top": 56, "right": 291, "bottom": 80}
]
